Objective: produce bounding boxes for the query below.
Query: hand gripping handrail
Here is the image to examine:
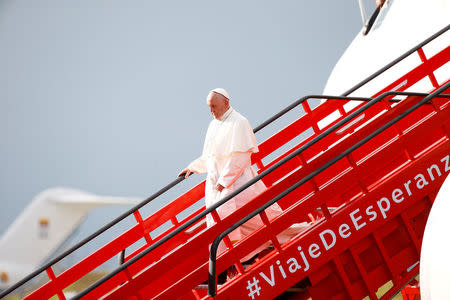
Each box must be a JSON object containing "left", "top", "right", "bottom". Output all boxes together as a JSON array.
[
  {"left": 1, "top": 23, "right": 447, "bottom": 300},
  {"left": 363, "top": 5, "right": 381, "bottom": 36},
  {"left": 207, "top": 86, "right": 450, "bottom": 296}
]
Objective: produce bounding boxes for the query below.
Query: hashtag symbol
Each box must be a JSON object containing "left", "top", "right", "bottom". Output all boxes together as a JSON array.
[{"left": 246, "top": 277, "right": 261, "bottom": 299}]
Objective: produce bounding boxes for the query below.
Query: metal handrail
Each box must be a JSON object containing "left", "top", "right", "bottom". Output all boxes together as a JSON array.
[
  {"left": 363, "top": 6, "right": 381, "bottom": 36},
  {"left": 1, "top": 23, "right": 447, "bottom": 300},
  {"left": 253, "top": 95, "right": 370, "bottom": 133},
  {"left": 207, "top": 87, "right": 450, "bottom": 296}
]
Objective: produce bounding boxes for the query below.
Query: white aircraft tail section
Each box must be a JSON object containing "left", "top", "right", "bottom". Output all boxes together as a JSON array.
[{"left": 0, "top": 187, "right": 140, "bottom": 289}]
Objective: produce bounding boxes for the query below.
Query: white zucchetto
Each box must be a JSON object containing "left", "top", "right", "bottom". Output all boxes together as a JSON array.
[{"left": 210, "top": 88, "right": 230, "bottom": 100}]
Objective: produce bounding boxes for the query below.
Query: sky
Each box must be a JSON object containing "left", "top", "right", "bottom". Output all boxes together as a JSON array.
[{"left": 0, "top": 1, "right": 367, "bottom": 264}]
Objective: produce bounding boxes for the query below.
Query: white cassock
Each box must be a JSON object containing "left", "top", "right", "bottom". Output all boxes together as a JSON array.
[{"left": 188, "top": 107, "right": 307, "bottom": 259}]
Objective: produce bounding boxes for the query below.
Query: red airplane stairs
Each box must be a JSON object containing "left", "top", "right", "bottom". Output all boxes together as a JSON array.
[{"left": 1, "top": 25, "right": 449, "bottom": 300}]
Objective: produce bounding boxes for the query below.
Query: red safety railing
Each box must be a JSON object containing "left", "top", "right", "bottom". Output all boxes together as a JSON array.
[
  {"left": 75, "top": 30, "right": 448, "bottom": 299},
  {"left": 1, "top": 24, "right": 448, "bottom": 300}
]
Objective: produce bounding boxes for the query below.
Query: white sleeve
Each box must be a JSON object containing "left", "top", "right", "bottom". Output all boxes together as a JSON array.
[
  {"left": 187, "top": 156, "right": 207, "bottom": 174},
  {"left": 217, "top": 151, "right": 251, "bottom": 188}
]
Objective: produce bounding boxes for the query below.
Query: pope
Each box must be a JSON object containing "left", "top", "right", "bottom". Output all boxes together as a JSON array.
[{"left": 180, "top": 88, "right": 306, "bottom": 258}]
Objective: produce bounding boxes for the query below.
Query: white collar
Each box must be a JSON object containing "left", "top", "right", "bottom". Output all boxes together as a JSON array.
[{"left": 219, "top": 107, "right": 233, "bottom": 121}]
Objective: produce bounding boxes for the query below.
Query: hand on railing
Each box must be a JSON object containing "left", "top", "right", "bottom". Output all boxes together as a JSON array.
[
  {"left": 363, "top": 6, "right": 381, "bottom": 35},
  {"left": 178, "top": 168, "right": 193, "bottom": 178},
  {"left": 376, "top": 0, "right": 386, "bottom": 8}
]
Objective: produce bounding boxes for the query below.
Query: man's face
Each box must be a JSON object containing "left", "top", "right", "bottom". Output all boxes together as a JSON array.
[{"left": 207, "top": 92, "right": 229, "bottom": 120}]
